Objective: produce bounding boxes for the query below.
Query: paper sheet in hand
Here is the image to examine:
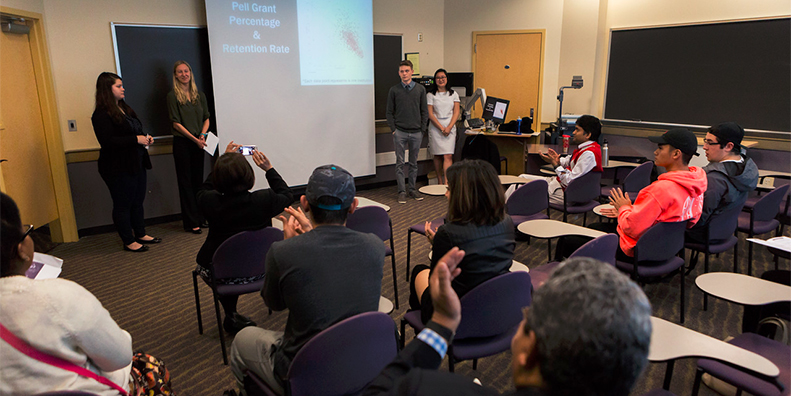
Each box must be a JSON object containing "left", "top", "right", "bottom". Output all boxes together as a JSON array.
[
  {"left": 747, "top": 236, "right": 791, "bottom": 254},
  {"left": 25, "top": 252, "right": 64, "bottom": 279},
  {"left": 204, "top": 133, "right": 219, "bottom": 155}
]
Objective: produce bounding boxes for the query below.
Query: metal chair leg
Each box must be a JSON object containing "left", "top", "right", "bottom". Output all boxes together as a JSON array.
[
  {"left": 212, "top": 290, "right": 229, "bottom": 365},
  {"left": 192, "top": 271, "right": 203, "bottom": 334}
]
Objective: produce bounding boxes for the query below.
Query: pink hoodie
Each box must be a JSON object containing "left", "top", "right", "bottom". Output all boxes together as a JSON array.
[{"left": 617, "top": 166, "right": 707, "bottom": 256}]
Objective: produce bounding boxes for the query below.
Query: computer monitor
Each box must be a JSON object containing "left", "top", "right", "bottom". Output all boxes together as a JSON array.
[{"left": 482, "top": 96, "right": 510, "bottom": 124}]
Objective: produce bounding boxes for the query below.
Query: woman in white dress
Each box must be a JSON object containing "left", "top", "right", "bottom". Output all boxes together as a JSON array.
[{"left": 427, "top": 69, "right": 460, "bottom": 185}]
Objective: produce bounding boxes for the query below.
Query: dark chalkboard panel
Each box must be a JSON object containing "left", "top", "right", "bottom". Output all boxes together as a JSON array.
[
  {"left": 112, "top": 24, "right": 216, "bottom": 137},
  {"left": 604, "top": 18, "right": 790, "bottom": 133},
  {"left": 374, "top": 34, "right": 403, "bottom": 121}
]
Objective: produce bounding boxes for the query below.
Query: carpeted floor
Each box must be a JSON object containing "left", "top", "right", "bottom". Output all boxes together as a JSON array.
[{"left": 46, "top": 181, "right": 787, "bottom": 396}]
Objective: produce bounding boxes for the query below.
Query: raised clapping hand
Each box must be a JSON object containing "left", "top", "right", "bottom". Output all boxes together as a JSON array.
[
  {"left": 252, "top": 150, "right": 272, "bottom": 171},
  {"left": 429, "top": 247, "right": 466, "bottom": 332},
  {"left": 608, "top": 187, "right": 632, "bottom": 212},
  {"left": 225, "top": 140, "right": 242, "bottom": 154},
  {"left": 539, "top": 148, "right": 561, "bottom": 168},
  {"left": 424, "top": 221, "right": 437, "bottom": 244},
  {"left": 277, "top": 206, "right": 313, "bottom": 240}
]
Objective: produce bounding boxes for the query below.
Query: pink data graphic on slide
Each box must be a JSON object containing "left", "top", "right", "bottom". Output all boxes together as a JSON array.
[{"left": 342, "top": 29, "right": 363, "bottom": 58}]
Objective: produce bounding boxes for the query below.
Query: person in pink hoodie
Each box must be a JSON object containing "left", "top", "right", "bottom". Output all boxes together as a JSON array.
[{"left": 561, "top": 128, "right": 707, "bottom": 261}]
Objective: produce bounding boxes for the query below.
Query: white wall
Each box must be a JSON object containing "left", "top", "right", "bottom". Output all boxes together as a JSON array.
[
  {"left": 42, "top": 0, "right": 206, "bottom": 151},
  {"left": 590, "top": 0, "right": 791, "bottom": 116},
  {"left": 556, "top": 0, "right": 602, "bottom": 117},
  {"left": 373, "top": 0, "right": 444, "bottom": 77},
  {"left": 443, "top": 0, "right": 565, "bottom": 124}
]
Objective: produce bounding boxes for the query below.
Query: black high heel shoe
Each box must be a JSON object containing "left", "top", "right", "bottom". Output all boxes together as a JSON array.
[{"left": 136, "top": 237, "right": 162, "bottom": 244}]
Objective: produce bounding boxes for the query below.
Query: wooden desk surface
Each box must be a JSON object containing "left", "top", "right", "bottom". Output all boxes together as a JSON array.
[
  {"left": 648, "top": 316, "right": 779, "bottom": 377},
  {"left": 465, "top": 129, "right": 539, "bottom": 139},
  {"left": 418, "top": 184, "right": 447, "bottom": 196},
  {"left": 696, "top": 272, "right": 791, "bottom": 306},
  {"left": 517, "top": 219, "right": 607, "bottom": 239},
  {"left": 758, "top": 169, "right": 791, "bottom": 178},
  {"left": 499, "top": 175, "right": 528, "bottom": 185},
  {"left": 526, "top": 144, "right": 646, "bottom": 159}
]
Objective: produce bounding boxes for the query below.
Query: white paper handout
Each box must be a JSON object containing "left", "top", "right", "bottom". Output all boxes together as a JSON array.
[
  {"left": 747, "top": 236, "right": 791, "bottom": 254},
  {"left": 26, "top": 252, "right": 64, "bottom": 280},
  {"left": 204, "top": 132, "right": 219, "bottom": 155}
]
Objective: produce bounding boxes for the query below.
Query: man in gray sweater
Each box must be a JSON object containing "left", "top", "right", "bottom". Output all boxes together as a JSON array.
[{"left": 386, "top": 60, "right": 428, "bottom": 203}]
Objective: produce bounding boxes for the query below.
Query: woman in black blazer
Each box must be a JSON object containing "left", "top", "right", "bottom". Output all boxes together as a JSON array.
[{"left": 91, "top": 72, "right": 159, "bottom": 252}]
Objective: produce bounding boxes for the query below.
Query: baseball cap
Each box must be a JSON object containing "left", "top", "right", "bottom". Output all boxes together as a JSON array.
[
  {"left": 708, "top": 122, "right": 744, "bottom": 149},
  {"left": 648, "top": 128, "right": 699, "bottom": 156},
  {"left": 305, "top": 165, "right": 355, "bottom": 210}
]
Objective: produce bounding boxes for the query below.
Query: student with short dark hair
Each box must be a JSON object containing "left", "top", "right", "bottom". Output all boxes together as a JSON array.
[
  {"left": 386, "top": 59, "right": 429, "bottom": 203},
  {"left": 195, "top": 141, "right": 293, "bottom": 334},
  {"left": 505, "top": 114, "right": 603, "bottom": 204},
  {"left": 228, "top": 165, "right": 384, "bottom": 395},
  {"left": 592, "top": 128, "right": 708, "bottom": 259}
]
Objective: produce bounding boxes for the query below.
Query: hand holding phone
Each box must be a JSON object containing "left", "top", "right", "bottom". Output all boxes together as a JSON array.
[{"left": 238, "top": 145, "right": 257, "bottom": 156}]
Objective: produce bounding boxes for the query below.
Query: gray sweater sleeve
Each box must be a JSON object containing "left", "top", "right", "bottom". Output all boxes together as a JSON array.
[{"left": 386, "top": 86, "right": 397, "bottom": 132}]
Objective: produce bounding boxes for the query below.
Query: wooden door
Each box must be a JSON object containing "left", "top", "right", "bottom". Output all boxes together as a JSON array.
[
  {"left": 473, "top": 31, "right": 544, "bottom": 127},
  {"left": 0, "top": 23, "right": 59, "bottom": 227}
]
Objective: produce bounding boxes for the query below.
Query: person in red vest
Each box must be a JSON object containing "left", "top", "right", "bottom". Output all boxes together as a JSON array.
[{"left": 505, "top": 115, "right": 602, "bottom": 204}]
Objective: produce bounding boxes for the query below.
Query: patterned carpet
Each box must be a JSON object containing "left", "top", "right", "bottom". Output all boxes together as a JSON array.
[{"left": 47, "top": 181, "right": 787, "bottom": 395}]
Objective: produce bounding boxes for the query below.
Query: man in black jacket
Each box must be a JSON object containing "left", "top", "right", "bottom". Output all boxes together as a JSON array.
[{"left": 365, "top": 253, "right": 652, "bottom": 396}]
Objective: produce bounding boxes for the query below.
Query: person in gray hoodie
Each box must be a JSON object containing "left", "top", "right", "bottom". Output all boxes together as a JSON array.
[{"left": 686, "top": 122, "right": 758, "bottom": 244}]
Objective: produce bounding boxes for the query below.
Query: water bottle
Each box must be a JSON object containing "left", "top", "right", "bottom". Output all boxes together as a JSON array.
[
  {"left": 602, "top": 139, "right": 609, "bottom": 167},
  {"left": 517, "top": 117, "right": 522, "bottom": 135}
]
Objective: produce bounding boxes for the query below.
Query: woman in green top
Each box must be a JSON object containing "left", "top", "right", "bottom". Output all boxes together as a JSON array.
[{"left": 167, "top": 60, "right": 210, "bottom": 234}]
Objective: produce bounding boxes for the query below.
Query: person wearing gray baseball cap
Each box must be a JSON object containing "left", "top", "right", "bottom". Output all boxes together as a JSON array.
[{"left": 228, "top": 164, "right": 385, "bottom": 395}]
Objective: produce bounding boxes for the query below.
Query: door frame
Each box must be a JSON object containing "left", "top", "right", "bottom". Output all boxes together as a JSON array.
[
  {"left": 471, "top": 29, "right": 546, "bottom": 128},
  {"left": 1, "top": 6, "right": 78, "bottom": 242}
]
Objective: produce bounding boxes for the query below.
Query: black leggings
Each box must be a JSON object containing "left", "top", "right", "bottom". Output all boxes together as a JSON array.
[
  {"left": 172, "top": 136, "right": 205, "bottom": 230},
  {"left": 408, "top": 264, "right": 434, "bottom": 324}
]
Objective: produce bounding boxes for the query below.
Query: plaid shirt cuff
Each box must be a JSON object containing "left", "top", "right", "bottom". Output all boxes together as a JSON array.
[{"left": 417, "top": 327, "right": 448, "bottom": 358}]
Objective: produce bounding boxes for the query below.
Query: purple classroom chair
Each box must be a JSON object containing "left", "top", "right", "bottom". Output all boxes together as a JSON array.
[
  {"left": 694, "top": 333, "right": 789, "bottom": 396},
  {"left": 737, "top": 184, "right": 790, "bottom": 276},
  {"left": 616, "top": 221, "right": 688, "bottom": 323},
  {"left": 684, "top": 203, "right": 743, "bottom": 310},
  {"left": 192, "top": 227, "right": 283, "bottom": 365},
  {"left": 244, "top": 312, "right": 398, "bottom": 396},
  {"left": 601, "top": 161, "right": 653, "bottom": 203},
  {"left": 346, "top": 206, "right": 399, "bottom": 309},
  {"left": 507, "top": 178, "right": 550, "bottom": 227},
  {"left": 549, "top": 171, "right": 602, "bottom": 226},
  {"left": 401, "top": 271, "right": 532, "bottom": 372},
  {"left": 530, "top": 233, "right": 618, "bottom": 290},
  {"left": 405, "top": 217, "right": 445, "bottom": 281}
]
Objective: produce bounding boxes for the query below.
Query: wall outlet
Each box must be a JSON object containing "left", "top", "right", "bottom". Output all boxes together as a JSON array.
[
  {"left": 417, "top": 32, "right": 423, "bottom": 42},
  {"left": 68, "top": 120, "right": 77, "bottom": 132}
]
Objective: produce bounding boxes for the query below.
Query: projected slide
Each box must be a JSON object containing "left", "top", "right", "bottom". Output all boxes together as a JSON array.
[
  {"left": 205, "top": 0, "right": 376, "bottom": 189},
  {"left": 297, "top": 0, "right": 373, "bottom": 85}
]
